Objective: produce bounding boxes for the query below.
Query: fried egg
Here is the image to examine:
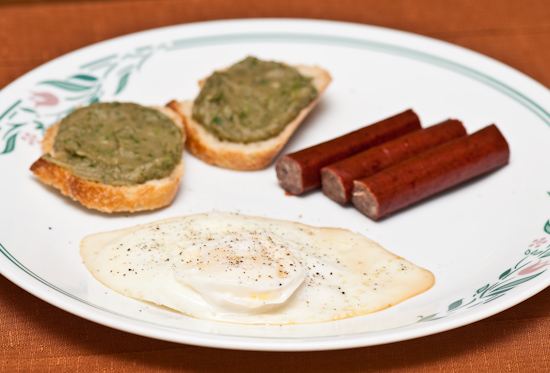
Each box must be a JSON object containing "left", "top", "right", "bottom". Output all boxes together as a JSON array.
[{"left": 80, "top": 212, "right": 434, "bottom": 324}]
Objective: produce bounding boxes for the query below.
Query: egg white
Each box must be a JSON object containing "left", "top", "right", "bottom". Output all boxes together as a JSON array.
[{"left": 80, "top": 212, "right": 434, "bottom": 324}]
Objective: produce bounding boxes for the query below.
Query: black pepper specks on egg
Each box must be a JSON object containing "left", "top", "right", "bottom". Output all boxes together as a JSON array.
[{"left": 81, "top": 211, "right": 434, "bottom": 325}]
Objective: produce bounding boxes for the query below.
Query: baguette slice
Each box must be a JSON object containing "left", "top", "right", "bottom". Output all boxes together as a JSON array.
[
  {"left": 167, "top": 64, "right": 331, "bottom": 171},
  {"left": 30, "top": 105, "right": 186, "bottom": 213}
]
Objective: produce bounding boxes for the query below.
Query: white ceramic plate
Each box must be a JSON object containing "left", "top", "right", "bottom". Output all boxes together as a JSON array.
[{"left": 2, "top": 19, "right": 550, "bottom": 351}]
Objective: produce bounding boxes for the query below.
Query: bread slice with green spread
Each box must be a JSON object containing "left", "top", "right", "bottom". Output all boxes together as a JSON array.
[
  {"left": 167, "top": 57, "right": 331, "bottom": 171},
  {"left": 30, "top": 103, "right": 186, "bottom": 213}
]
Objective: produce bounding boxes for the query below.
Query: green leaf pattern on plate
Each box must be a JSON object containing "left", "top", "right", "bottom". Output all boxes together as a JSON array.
[
  {"left": 115, "top": 72, "right": 130, "bottom": 95},
  {"left": 39, "top": 80, "right": 94, "bottom": 92},
  {"left": 2, "top": 133, "right": 17, "bottom": 154},
  {"left": 418, "top": 239, "right": 550, "bottom": 323}
]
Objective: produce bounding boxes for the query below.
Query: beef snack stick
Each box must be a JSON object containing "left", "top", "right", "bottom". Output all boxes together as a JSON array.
[
  {"left": 321, "top": 119, "right": 467, "bottom": 204},
  {"left": 352, "top": 124, "right": 510, "bottom": 220},
  {"left": 276, "top": 109, "right": 421, "bottom": 195}
]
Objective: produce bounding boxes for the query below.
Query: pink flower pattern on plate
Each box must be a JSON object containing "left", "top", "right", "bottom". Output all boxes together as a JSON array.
[
  {"left": 529, "top": 238, "right": 548, "bottom": 248},
  {"left": 20, "top": 132, "right": 38, "bottom": 146},
  {"left": 518, "top": 260, "right": 550, "bottom": 276},
  {"left": 29, "top": 92, "right": 58, "bottom": 107}
]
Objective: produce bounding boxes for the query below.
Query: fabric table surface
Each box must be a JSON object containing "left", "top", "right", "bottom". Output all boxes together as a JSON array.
[{"left": 1, "top": 0, "right": 550, "bottom": 371}]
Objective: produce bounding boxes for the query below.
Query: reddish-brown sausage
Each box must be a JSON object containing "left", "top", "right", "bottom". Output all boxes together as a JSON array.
[
  {"left": 352, "top": 124, "right": 510, "bottom": 220},
  {"left": 275, "top": 109, "right": 422, "bottom": 195},
  {"left": 321, "top": 119, "right": 467, "bottom": 204}
]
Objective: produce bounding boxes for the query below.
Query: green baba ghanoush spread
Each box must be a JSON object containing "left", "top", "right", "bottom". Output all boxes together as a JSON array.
[
  {"left": 192, "top": 56, "right": 318, "bottom": 144},
  {"left": 44, "top": 102, "right": 183, "bottom": 186}
]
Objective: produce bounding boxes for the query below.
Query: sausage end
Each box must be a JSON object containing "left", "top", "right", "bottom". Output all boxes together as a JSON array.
[
  {"left": 352, "top": 180, "right": 381, "bottom": 220},
  {"left": 321, "top": 168, "right": 348, "bottom": 204},
  {"left": 275, "top": 156, "right": 305, "bottom": 195}
]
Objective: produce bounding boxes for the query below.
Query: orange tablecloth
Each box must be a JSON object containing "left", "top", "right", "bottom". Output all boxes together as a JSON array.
[{"left": 2, "top": 0, "right": 550, "bottom": 371}]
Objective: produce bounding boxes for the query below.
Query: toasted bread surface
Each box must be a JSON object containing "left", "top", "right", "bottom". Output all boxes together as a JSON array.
[
  {"left": 168, "top": 64, "right": 331, "bottom": 171},
  {"left": 30, "top": 105, "right": 186, "bottom": 213}
]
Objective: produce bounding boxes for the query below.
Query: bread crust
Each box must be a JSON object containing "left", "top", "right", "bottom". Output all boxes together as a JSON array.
[
  {"left": 30, "top": 105, "right": 186, "bottom": 213},
  {"left": 167, "top": 64, "right": 331, "bottom": 171}
]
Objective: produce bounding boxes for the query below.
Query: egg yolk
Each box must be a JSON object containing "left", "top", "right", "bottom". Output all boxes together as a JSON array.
[{"left": 174, "top": 232, "right": 306, "bottom": 313}]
